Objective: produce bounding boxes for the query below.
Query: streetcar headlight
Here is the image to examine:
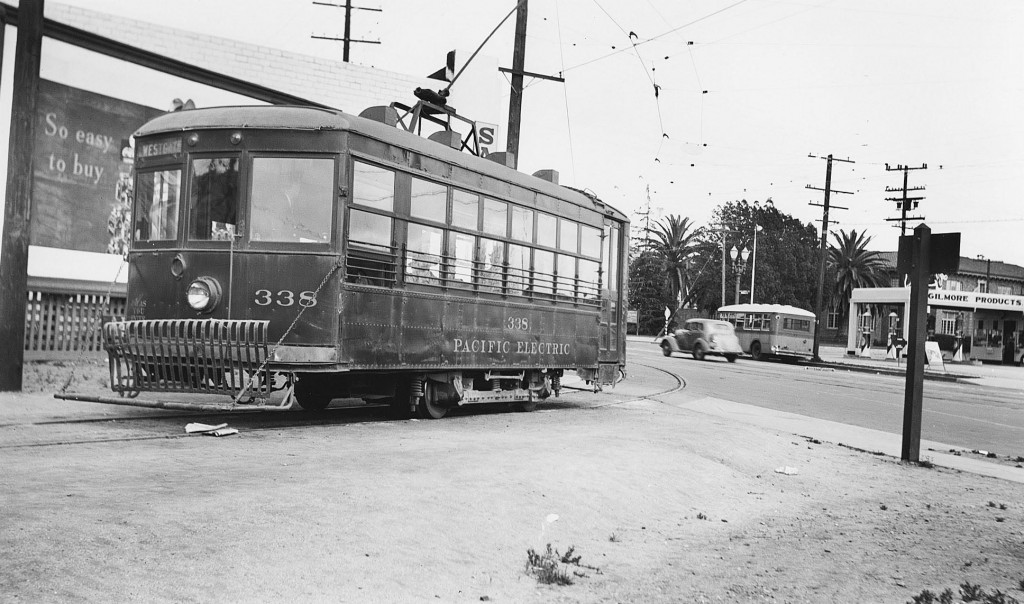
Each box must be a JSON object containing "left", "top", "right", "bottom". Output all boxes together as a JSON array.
[{"left": 186, "top": 277, "right": 222, "bottom": 313}]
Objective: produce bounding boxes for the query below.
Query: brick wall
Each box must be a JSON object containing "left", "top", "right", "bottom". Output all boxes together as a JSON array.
[{"left": 47, "top": 3, "right": 433, "bottom": 114}]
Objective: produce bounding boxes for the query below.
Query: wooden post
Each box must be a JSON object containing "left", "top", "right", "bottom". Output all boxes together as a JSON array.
[
  {"left": 901, "top": 223, "right": 930, "bottom": 462},
  {"left": 0, "top": 0, "right": 44, "bottom": 391},
  {"left": 505, "top": 0, "right": 527, "bottom": 169}
]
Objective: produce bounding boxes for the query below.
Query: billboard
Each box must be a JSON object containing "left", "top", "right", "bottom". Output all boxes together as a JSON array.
[{"left": 31, "top": 80, "right": 164, "bottom": 252}]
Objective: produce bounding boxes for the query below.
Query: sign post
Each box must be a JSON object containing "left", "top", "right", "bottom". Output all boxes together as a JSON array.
[{"left": 897, "top": 224, "right": 960, "bottom": 462}]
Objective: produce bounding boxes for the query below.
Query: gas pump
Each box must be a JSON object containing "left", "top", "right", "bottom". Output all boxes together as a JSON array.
[
  {"left": 886, "top": 312, "right": 899, "bottom": 360},
  {"left": 859, "top": 310, "right": 873, "bottom": 358}
]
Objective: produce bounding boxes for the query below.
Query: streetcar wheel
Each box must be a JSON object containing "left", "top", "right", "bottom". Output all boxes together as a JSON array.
[
  {"left": 725, "top": 354, "right": 738, "bottom": 363},
  {"left": 416, "top": 382, "right": 448, "bottom": 419},
  {"left": 514, "top": 400, "right": 538, "bottom": 412},
  {"left": 692, "top": 344, "right": 706, "bottom": 361},
  {"left": 293, "top": 377, "right": 333, "bottom": 411},
  {"left": 661, "top": 341, "right": 673, "bottom": 357},
  {"left": 750, "top": 341, "right": 763, "bottom": 361}
]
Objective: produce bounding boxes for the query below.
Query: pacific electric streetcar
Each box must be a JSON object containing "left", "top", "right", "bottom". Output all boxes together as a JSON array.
[{"left": 102, "top": 105, "right": 628, "bottom": 418}]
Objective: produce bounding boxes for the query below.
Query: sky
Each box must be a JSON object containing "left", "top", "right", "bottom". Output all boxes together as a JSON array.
[{"left": 39, "top": 0, "right": 1024, "bottom": 267}]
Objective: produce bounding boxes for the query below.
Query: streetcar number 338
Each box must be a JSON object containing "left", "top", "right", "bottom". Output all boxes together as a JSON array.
[
  {"left": 507, "top": 317, "right": 529, "bottom": 330},
  {"left": 254, "top": 289, "right": 318, "bottom": 307}
]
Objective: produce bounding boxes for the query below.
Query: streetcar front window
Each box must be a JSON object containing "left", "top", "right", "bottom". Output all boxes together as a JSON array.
[
  {"left": 250, "top": 157, "right": 334, "bottom": 243},
  {"left": 134, "top": 169, "right": 181, "bottom": 242},
  {"left": 189, "top": 157, "right": 239, "bottom": 241}
]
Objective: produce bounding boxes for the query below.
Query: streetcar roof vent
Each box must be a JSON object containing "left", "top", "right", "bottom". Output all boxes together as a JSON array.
[
  {"left": 428, "top": 129, "right": 461, "bottom": 150},
  {"left": 485, "top": 152, "right": 515, "bottom": 169},
  {"left": 358, "top": 106, "right": 399, "bottom": 127},
  {"left": 532, "top": 169, "right": 559, "bottom": 185}
]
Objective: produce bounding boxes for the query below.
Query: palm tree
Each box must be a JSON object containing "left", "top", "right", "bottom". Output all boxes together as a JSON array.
[
  {"left": 828, "top": 229, "right": 888, "bottom": 327},
  {"left": 650, "top": 215, "right": 698, "bottom": 310}
]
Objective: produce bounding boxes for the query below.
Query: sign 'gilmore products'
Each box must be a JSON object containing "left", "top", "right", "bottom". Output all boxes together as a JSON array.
[{"left": 927, "top": 289, "right": 1024, "bottom": 311}]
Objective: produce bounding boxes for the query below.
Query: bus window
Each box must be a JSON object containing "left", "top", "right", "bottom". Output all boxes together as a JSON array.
[
  {"left": 250, "top": 157, "right": 333, "bottom": 243},
  {"left": 189, "top": 157, "right": 238, "bottom": 241},
  {"left": 483, "top": 198, "right": 507, "bottom": 237},
  {"left": 507, "top": 244, "right": 530, "bottom": 295},
  {"left": 478, "top": 238, "right": 505, "bottom": 293},
  {"left": 406, "top": 222, "right": 443, "bottom": 284},
  {"left": 452, "top": 190, "right": 478, "bottom": 230},
  {"left": 135, "top": 169, "right": 180, "bottom": 242},
  {"left": 352, "top": 162, "right": 394, "bottom": 211},
  {"left": 410, "top": 177, "right": 446, "bottom": 222},
  {"left": 510, "top": 206, "right": 533, "bottom": 243},
  {"left": 449, "top": 232, "right": 475, "bottom": 286}
]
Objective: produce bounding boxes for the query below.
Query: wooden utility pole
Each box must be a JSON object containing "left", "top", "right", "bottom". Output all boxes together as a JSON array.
[
  {"left": 807, "top": 154, "right": 854, "bottom": 363},
  {"left": 505, "top": 0, "right": 528, "bottom": 168},
  {"left": 0, "top": 0, "right": 44, "bottom": 391},
  {"left": 311, "top": 0, "right": 381, "bottom": 63},
  {"left": 884, "top": 163, "right": 927, "bottom": 236}
]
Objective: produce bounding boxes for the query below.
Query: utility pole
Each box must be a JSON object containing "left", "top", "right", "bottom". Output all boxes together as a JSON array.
[
  {"left": 0, "top": 0, "right": 44, "bottom": 391},
  {"left": 884, "top": 163, "right": 927, "bottom": 236},
  {"left": 501, "top": 0, "right": 563, "bottom": 170},
  {"left": 311, "top": 0, "right": 382, "bottom": 62},
  {"left": 807, "top": 154, "right": 854, "bottom": 363}
]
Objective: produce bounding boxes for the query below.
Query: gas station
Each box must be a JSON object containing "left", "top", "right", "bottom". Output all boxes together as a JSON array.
[{"left": 846, "top": 286, "right": 1024, "bottom": 366}]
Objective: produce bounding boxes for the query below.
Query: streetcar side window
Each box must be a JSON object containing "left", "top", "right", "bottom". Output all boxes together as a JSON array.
[
  {"left": 578, "top": 259, "right": 600, "bottom": 299},
  {"left": 559, "top": 220, "right": 579, "bottom": 253},
  {"left": 134, "top": 169, "right": 181, "bottom": 242},
  {"left": 533, "top": 249, "right": 555, "bottom": 296},
  {"left": 507, "top": 243, "right": 530, "bottom": 295},
  {"left": 410, "top": 177, "right": 447, "bottom": 222},
  {"left": 349, "top": 209, "right": 391, "bottom": 249},
  {"left": 449, "top": 232, "right": 475, "bottom": 286},
  {"left": 556, "top": 253, "right": 576, "bottom": 297},
  {"left": 451, "top": 189, "right": 478, "bottom": 229},
  {"left": 406, "top": 222, "right": 443, "bottom": 284},
  {"left": 482, "top": 198, "right": 507, "bottom": 237},
  {"left": 580, "top": 225, "right": 601, "bottom": 259},
  {"left": 189, "top": 157, "right": 239, "bottom": 241},
  {"left": 537, "top": 212, "right": 557, "bottom": 246},
  {"left": 353, "top": 161, "right": 395, "bottom": 211},
  {"left": 249, "top": 157, "right": 333, "bottom": 243},
  {"left": 510, "top": 206, "right": 534, "bottom": 243},
  {"left": 478, "top": 237, "right": 505, "bottom": 293}
]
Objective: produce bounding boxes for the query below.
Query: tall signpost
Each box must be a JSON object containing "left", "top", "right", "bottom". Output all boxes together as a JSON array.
[{"left": 897, "top": 224, "right": 960, "bottom": 462}]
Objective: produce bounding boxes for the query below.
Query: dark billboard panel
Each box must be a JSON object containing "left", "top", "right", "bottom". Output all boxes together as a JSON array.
[{"left": 31, "top": 80, "right": 163, "bottom": 252}]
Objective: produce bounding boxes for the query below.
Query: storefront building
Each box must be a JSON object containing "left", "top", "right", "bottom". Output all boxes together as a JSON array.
[{"left": 847, "top": 287, "right": 1024, "bottom": 365}]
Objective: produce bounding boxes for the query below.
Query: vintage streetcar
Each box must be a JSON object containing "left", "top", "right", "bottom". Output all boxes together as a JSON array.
[{"left": 102, "top": 105, "right": 628, "bottom": 417}]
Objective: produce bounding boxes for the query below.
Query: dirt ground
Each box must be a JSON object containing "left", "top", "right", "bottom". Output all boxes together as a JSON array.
[{"left": 3, "top": 360, "right": 1024, "bottom": 603}]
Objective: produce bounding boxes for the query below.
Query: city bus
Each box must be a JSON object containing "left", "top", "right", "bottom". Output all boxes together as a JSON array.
[{"left": 716, "top": 303, "right": 815, "bottom": 362}]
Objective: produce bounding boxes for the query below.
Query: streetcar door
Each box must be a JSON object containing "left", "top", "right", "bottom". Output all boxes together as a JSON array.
[{"left": 599, "top": 221, "right": 624, "bottom": 365}]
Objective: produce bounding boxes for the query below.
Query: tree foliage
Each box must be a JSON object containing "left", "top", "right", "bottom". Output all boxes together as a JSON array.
[
  {"left": 649, "top": 215, "right": 698, "bottom": 308},
  {"left": 686, "top": 199, "right": 821, "bottom": 315},
  {"left": 827, "top": 228, "right": 889, "bottom": 326}
]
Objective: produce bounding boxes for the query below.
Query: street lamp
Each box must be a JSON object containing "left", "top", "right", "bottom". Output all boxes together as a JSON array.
[{"left": 730, "top": 246, "right": 749, "bottom": 304}]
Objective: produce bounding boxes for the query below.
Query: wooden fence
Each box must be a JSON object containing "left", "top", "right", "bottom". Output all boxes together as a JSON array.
[{"left": 24, "top": 277, "right": 127, "bottom": 360}]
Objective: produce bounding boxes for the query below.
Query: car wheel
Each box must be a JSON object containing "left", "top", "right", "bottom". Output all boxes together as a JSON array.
[
  {"left": 725, "top": 354, "right": 738, "bottom": 363},
  {"left": 750, "top": 341, "right": 763, "bottom": 361},
  {"left": 692, "top": 344, "right": 706, "bottom": 361},
  {"left": 661, "top": 341, "right": 673, "bottom": 357}
]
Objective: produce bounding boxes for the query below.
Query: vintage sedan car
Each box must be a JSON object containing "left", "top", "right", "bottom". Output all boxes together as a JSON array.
[{"left": 659, "top": 318, "right": 743, "bottom": 362}]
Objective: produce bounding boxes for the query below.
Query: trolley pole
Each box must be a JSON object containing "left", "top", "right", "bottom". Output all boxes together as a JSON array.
[
  {"left": 0, "top": 0, "right": 44, "bottom": 392},
  {"left": 807, "top": 154, "right": 853, "bottom": 363}
]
